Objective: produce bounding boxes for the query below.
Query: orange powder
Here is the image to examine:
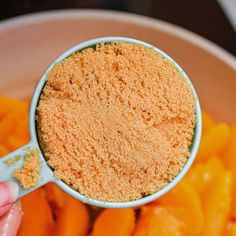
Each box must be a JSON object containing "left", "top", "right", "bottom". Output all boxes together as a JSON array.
[
  {"left": 14, "top": 149, "right": 40, "bottom": 189},
  {"left": 37, "top": 42, "right": 195, "bottom": 202}
]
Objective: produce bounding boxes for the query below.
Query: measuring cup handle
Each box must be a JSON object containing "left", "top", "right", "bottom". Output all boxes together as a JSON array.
[{"left": 0, "top": 140, "right": 54, "bottom": 199}]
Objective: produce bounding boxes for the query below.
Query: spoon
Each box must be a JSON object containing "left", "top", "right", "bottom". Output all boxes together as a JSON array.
[{"left": 0, "top": 37, "right": 202, "bottom": 208}]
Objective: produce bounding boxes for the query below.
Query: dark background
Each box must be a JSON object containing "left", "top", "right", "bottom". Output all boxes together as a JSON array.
[{"left": 0, "top": 0, "right": 235, "bottom": 55}]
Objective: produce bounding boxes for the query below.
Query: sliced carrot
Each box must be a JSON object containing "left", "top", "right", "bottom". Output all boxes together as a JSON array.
[
  {"left": 92, "top": 208, "right": 135, "bottom": 236},
  {"left": 201, "top": 171, "right": 233, "bottom": 236},
  {"left": 196, "top": 123, "right": 231, "bottom": 162},
  {"left": 18, "top": 189, "right": 54, "bottom": 236},
  {"left": 202, "top": 111, "right": 216, "bottom": 133},
  {"left": 54, "top": 193, "right": 89, "bottom": 236}
]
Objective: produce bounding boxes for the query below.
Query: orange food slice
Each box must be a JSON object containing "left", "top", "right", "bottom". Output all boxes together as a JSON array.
[
  {"left": 202, "top": 111, "right": 216, "bottom": 133},
  {"left": 134, "top": 206, "right": 183, "bottom": 236},
  {"left": 228, "top": 223, "right": 236, "bottom": 236},
  {"left": 0, "top": 97, "right": 27, "bottom": 119},
  {"left": 54, "top": 193, "right": 89, "bottom": 236},
  {"left": 201, "top": 171, "right": 233, "bottom": 236},
  {"left": 196, "top": 123, "right": 230, "bottom": 162},
  {"left": 186, "top": 156, "right": 224, "bottom": 194},
  {"left": 138, "top": 180, "right": 204, "bottom": 236},
  {"left": 221, "top": 125, "right": 236, "bottom": 219},
  {"left": 18, "top": 189, "right": 54, "bottom": 236},
  {"left": 158, "top": 180, "right": 204, "bottom": 235},
  {"left": 44, "top": 183, "right": 65, "bottom": 211},
  {"left": 0, "top": 144, "right": 9, "bottom": 157},
  {"left": 0, "top": 101, "right": 28, "bottom": 143},
  {"left": 92, "top": 208, "right": 135, "bottom": 236}
]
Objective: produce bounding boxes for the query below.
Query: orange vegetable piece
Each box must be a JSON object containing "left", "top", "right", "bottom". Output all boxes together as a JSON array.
[
  {"left": 0, "top": 101, "right": 28, "bottom": 143},
  {"left": 228, "top": 224, "right": 236, "bottom": 236},
  {"left": 196, "top": 123, "right": 231, "bottom": 162},
  {"left": 134, "top": 206, "right": 184, "bottom": 236},
  {"left": 222, "top": 125, "right": 236, "bottom": 169},
  {"left": 0, "top": 97, "right": 27, "bottom": 119},
  {"left": 0, "top": 112, "right": 18, "bottom": 142},
  {"left": 0, "top": 144, "right": 9, "bottom": 157},
  {"left": 185, "top": 162, "right": 205, "bottom": 194},
  {"left": 201, "top": 171, "right": 233, "bottom": 236},
  {"left": 5, "top": 136, "right": 28, "bottom": 151},
  {"left": 92, "top": 208, "right": 135, "bottom": 236},
  {"left": 44, "top": 183, "right": 65, "bottom": 211},
  {"left": 54, "top": 193, "right": 89, "bottom": 236},
  {"left": 202, "top": 111, "right": 216, "bottom": 133},
  {"left": 186, "top": 156, "right": 224, "bottom": 194},
  {"left": 143, "top": 181, "right": 204, "bottom": 236},
  {"left": 18, "top": 189, "right": 54, "bottom": 236},
  {"left": 221, "top": 125, "right": 236, "bottom": 219},
  {"left": 13, "top": 116, "right": 30, "bottom": 143},
  {"left": 157, "top": 180, "right": 204, "bottom": 235}
]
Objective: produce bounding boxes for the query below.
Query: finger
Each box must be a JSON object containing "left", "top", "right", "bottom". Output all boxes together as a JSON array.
[
  {"left": 0, "top": 201, "right": 22, "bottom": 236},
  {"left": 0, "top": 204, "right": 11, "bottom": 217},
  {"left": 0, "top": 182, "right": 18, "bottom": 208}
]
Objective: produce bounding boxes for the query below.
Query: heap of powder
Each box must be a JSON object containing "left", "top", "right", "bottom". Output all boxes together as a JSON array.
[
  {"left": 14, "top": 149, "right": 40, "bottom": 189},
  {"left": 37, "top": 42, "right": 195, "bottom": 202}
]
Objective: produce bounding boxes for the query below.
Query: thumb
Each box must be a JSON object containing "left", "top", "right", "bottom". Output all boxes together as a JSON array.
[
  {"left": 0, "top": 201, "right": 22, "bottom": 236},
  {"left": 0, "top": 182, "right": 19, "bottom": 217}
]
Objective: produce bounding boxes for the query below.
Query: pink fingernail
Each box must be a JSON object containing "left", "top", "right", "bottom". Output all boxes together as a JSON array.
[
  {"left": 0, "top": 182, "right": 19, "bottom": 206},
  {"left": 7, "top": 182, "right": 19, "bottom": 202}
]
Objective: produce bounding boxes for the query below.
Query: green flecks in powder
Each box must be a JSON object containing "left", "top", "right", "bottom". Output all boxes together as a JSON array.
[
  {"left": 14, "top": 155, "right": 22, "bottom": 161},
  {"left": 4, "top": 154, "right": 22, "bottom": 166},
  {"left": 13, "top": 149, "right": 41, "bottom": 189},
  {"left": 4, "top": 158, "right": 14, "bottom": 166}
]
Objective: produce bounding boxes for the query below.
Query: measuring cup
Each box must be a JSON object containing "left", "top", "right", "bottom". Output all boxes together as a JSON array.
[{"left": 0, "top": 37, "right": 202, "bottom": 208}]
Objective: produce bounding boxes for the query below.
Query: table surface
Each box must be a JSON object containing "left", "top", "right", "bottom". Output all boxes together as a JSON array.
[{"left": 0, "top": 0, "right": 235, "bottom": 55}]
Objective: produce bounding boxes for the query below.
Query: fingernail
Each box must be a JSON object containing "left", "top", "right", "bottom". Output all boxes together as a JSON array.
[
  {"left": 0, "top": 182, "right": 19, "bottom": 206},
  {"left": 7, "top": 182, "right": 19, "bottom": 202}
]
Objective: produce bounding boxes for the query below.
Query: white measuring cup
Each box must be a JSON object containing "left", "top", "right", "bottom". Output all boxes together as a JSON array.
[{"left": 0, "top": 37, "right": 202, "bottom": 208}]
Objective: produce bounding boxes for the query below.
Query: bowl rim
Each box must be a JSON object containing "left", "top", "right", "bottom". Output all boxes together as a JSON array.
[
  {"left": 29, "top": 36, "right": 202, "bottom": 208},
  {"left": 0, "top": 9, "right": 235, "bottom": 71}
]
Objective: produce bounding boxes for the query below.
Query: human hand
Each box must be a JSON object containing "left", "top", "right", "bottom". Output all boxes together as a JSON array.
[{"left": 0, "top": 182, "right": 22, "bottom": 236}]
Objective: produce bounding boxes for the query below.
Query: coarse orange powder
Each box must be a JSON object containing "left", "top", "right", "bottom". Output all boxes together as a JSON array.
[
  {"left": 14, "top": 149, "right": 40, "bottom": 189},
  {"left": 37, "top": 42, "right": 195, "bottom": 202}
]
